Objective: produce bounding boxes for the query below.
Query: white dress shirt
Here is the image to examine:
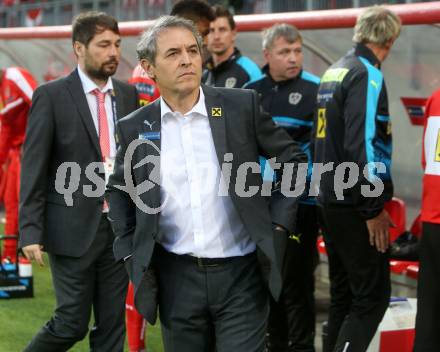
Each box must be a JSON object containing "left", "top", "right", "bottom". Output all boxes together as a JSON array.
[
  {"left": 157, "top": 88, "right": 256, "bottom": 258},
  {"left": 77, "top": 66, "right": 116, "bottom": 158}
]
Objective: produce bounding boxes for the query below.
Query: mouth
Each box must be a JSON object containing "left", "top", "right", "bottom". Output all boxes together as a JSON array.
[{"left": 179, "top": 72, "right": 195, "bottom": 78}]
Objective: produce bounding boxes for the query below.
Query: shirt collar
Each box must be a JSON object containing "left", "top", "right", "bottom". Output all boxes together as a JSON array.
[
  {"left": 206, "top": 47, "right": 241, "bottom": 72},
  {"left": 353, "top": 43, "right": 381, "bottom": 69},
  {"left": 160, "top": 87, "right": 207, "bottom": 119},
  {"left": 262, "top": 64, "right": 302, "bottom": 86},
  {"left": 77, "top": 65, "right": 114, "bottom": 94}
]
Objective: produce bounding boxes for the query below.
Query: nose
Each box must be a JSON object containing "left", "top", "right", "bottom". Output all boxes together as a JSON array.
[
  {"left": 180, "top": 49, "right": 191, "bottom": 66},
  {"left": 109, "top": 44, "right": 120, "bottom": 58},
  {"left": 213, "top": 29, "right": 220, "bottom": 40},
  {"left": 288, "top": 51, "right": 297, "bottom": 64}
]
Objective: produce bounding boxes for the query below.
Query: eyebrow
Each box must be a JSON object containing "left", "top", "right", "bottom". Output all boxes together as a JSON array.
[
  {"left": 164, "top": 43, "right": 199, "bottom": 55},
  {"left": 164, "top": 47, "right": 179, "bottom": 55},
  {"left": 96, "top": 38, "right": 121, "bottom": 45},
  {"left": 187, "top": 44, "right": 199, "bottom": 50}
]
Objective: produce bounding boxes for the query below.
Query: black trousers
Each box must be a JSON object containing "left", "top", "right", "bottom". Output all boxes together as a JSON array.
[
  {"left": 414, "top": 222, "right": 440, "bottom": 352},
  {"left": 23, "top": 215, "right": 128, "bottom": 352},
  {"left": 267, "top": 204, "right": 319, "bottom": 352},
  {"left": 318, "top": 207, "right": 390, "bottom": 352},
  {"left": 155, "top": 245, "right": 269, "bottom": 352}
]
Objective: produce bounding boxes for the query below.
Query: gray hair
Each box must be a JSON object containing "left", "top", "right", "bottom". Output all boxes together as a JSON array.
[
  {"left": 262, "top": 23, "right": 302, "bottom": 50},
  {"left": 136, "top": 15, "right": 203, "bottom": 64},
  {"left": 353, "top": 6, "right": 401, "bottom": 47}
]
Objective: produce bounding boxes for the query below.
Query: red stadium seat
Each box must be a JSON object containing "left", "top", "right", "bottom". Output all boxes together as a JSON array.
[
  {"left": 317, "top": 236, "right": 327, "bottom": 255},
  {"left": 409, "top": 213, "right": 422, "bottom": 238},
  {"left": 389, "top": 260, "right": 414, "bottom": 275},
  {"left": 379, "top": 328, "right": 415, "bottom": 352},
  {"left": 384, "top": 197, "right": 407, "bottom": 243},
  {"left": 406, "top": 264, "right": 419, "bottom": 280}
]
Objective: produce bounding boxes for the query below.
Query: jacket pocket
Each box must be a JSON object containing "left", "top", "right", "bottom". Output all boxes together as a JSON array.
[{"left": 46, "top": 192, "right": 73, "bottom": 207}]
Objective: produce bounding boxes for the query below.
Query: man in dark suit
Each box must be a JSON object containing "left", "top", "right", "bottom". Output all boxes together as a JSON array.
[
  {"left": 19, "top": 12, "right": 138, "bottom": 351},
  {"left": 107, "top": 16, "right": 306, "bottom": 352}
]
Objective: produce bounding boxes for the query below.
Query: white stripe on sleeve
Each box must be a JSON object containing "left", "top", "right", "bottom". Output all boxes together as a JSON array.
[
  {"left": 5, "top": 67, "right": 34, "bottom": 101},
  {"left": 424, "top": 115, "right": 440, "bottom": 175},
  {"left": 0, "top": 97, "right": 24, "bottom": 115}
]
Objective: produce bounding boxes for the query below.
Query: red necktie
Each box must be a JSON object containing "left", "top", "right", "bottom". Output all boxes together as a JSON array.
[
  {"left": 92, "top": 88, "right": 111, "bottom": 211},
  {"left": 92, "top": 88, "right": 110, "bottom": 160}
]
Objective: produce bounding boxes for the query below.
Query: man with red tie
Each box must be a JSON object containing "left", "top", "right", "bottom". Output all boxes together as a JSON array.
[{"left": 19, "top": 12, "right": 138, "bottom": 351}]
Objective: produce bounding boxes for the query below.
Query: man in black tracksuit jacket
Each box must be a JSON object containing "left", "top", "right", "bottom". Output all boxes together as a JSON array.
[
  {"left": 203, "top": 47, "right": 263, "bottom": 88},
  {"left": 313, "top": 7, "right": 401, "bottom": 352},
  {"left": 246, "top": 23, "right": 320, "bottom": 352},
  {"left": 202, "top": 5, "right": 262, "bottom": 88}
]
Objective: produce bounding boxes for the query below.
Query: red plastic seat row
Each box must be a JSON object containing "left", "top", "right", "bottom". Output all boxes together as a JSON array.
[
  {"left": 406, "top": 264, "right": 419, "bottom": 280},
  {"left": 384, "top": 197, "right": 407, "bottom": 243},
  {"left": 385, "top": 198, "right": 421, "bottom": 281},
  {"left": 317, "top": 236, "right": 326, "bottom": 255},
  {"left": 389, "top": 260, "right": 416, "bottom": 275}
]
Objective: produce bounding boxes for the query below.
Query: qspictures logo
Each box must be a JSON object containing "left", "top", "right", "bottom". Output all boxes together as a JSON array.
[{"left": 54, "top": 139, "right": 388, "bottom": 215}]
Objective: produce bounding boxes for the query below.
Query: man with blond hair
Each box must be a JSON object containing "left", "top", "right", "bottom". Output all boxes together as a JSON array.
[
  {"left": 314, "top": 6, "right": 401, "bottom": 352},
  {"left": 203, "top": 5, "right": 262, "bottom": 88}
]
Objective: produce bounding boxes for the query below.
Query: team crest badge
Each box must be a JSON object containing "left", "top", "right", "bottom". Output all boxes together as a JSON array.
[
  {"left": 289, "top": 92, "right": 302, "bottom": 105},
  {"left": 225, "top": 77, "right": 237, "bottom": 88},
  {"left": 211, "top": 107, "right": 222, "bottom": 117}
]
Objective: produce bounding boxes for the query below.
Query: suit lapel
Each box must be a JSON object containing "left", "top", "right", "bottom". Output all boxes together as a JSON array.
[
  {"left": 203, "top": 85, "right": 228, "bottom": 166},
  {"left": 66, "top": 69, "right": 101, "bottom": 157},
  {"left": 112, "top": 80, "right": 124, "bottom": 121},
  {"left": 203, "top": 86, "right": 247, "bottom": 219},
  {"left": 141, "top": 100, "right": 162, "bottom": 211}
]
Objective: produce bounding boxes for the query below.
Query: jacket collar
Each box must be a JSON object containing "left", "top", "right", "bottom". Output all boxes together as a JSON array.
[
  {"left": 353, "top": 43, "right": 381, "bottom": 69},
  {"left": 262, "top": 64, "right": 303, "bottom": 87},
  {"left": 160, "top": 87, "right": 207, "bottom": 119},
  {"left": 77, "top": 65, "right": 114, "bottom": 94},
  {"left": 206, "top": 47, "right": 242, "bottom": 73},
  {"left": 66, "top": 69, "right": 101, "bottom": 157}
]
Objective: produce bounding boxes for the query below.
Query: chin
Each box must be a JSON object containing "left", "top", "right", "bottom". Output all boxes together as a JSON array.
[
  {"left": 286, "top": 70, "right": 299, "bottom": 79},
  {"left": 105, "top": 68, "right": 117, "bottom": 77},
  {"left": 175, "top": 79, "right": 196, "bottom": 91}
]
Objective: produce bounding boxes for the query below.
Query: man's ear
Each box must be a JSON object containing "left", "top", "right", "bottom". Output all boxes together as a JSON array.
[
  {"left": 263, "top": 48, "right": 269, "bottom": 64},
  {"left": 384, "top": 38, "right": 395, "bottom": 50},
  {"left": 140, "top": 59, "right": 155, "bottom": 80},
  {"left": 232, "top": 29, "right": 237, "bottom": 42},
  {"left": 73, "top": 41, "right": 85, "bottom": 58}
]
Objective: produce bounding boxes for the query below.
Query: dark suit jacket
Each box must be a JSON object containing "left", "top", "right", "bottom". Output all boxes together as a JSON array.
[
  {"left": 107, "top": 85, "right": 307, "bottom": 323},
  {"left": 19, "top": 69, "right": 139, "bottom": 257}
]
